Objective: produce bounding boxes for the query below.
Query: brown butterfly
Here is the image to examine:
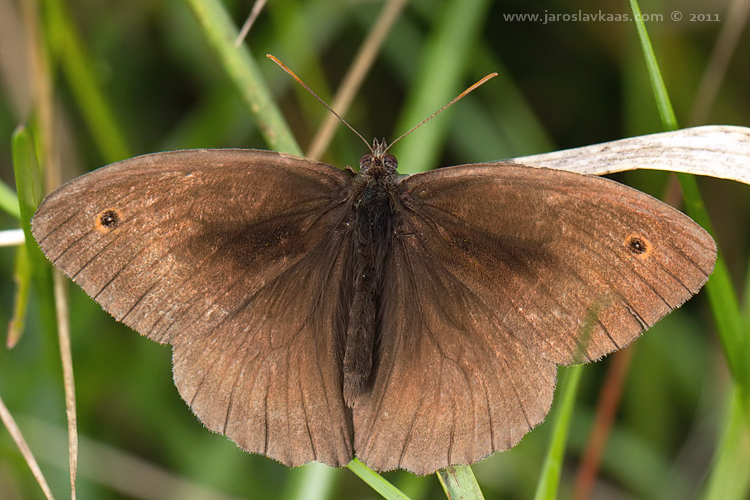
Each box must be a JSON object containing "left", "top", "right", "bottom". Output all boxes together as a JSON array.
[{"left": 31, "top": 137, "right": 716, "bottom": 475}]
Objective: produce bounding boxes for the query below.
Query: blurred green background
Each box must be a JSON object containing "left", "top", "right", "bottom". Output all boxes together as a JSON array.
[{"left": 1, "top": 0, "right": 749, "bottom": 498}]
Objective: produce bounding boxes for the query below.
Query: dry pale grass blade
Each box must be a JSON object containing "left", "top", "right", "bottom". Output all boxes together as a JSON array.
[
  {"left": 20, "top": 0, "right": 77, "bottom": 496},
  {"left": 0, "top": 396, "right": 56, "bottom": 500},
  {"left": 306, "top": 0, "right": 409, "bottom": 160},
  {"left": 53, "top": 270, "right": 78, "bottom": 500},
  {"left": 511, "top": 126, "right": 750, "bottom": 185},
  {"left": 234, "top": 0, "right": 268, "bottom": 47},
  {"left": 689, "top": 0, "right": 750, "bottom": 126}
]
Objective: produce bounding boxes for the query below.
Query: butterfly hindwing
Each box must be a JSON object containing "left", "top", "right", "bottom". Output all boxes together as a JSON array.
[{"left": 353, "top": 229, "right": 557, "bottom": 474}]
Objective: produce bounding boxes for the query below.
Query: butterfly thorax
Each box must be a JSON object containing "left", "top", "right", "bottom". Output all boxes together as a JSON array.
[{"left": 342, "top": 147, "right": 400, "bottom": 407}]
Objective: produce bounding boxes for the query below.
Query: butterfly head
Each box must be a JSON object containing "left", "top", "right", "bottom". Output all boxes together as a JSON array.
[{"left": 359, "top": 138, "right": 398, "bottom": 177}]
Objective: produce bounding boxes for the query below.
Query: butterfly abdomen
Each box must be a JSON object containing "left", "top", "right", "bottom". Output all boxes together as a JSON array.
[{"left": 343, "top": 164, "right": 399, "bottom": 407}]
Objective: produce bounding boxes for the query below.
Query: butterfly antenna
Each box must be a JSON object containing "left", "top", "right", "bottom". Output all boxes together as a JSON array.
[
  {"left": 267, "top": 54, "right": 373, "bottom": 153},
  {"left": 384, "top": 73, "right": 498, "bottom": 153}
]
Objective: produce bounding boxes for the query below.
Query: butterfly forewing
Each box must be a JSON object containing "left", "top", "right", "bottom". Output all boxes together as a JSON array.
[{"left": 398, "top": 163, "right": 715, "bottom": 364}]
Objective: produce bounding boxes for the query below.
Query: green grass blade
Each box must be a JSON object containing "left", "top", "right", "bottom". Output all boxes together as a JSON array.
[
  {"left": 437, "top": 465, "right": 485, "bottom": 500},
  {"left": 702, "top": 387, "right": 750, "bottom": 500},
  {"left": 347, "top": 459, "right": 412, "bottom": 500},
  {"left": 391, "top": 0, "right": 492, "bottom": 174},
  {"left": 627, "top": 0, "right": 677, "bottom": 131},
  {"left": 678, "top": 174, "right": 748, "bottom": 397},
  {"left": 631, "top": 0, "right": 749, "bottom": 413},
  {"left": 41, "top": 0, "right": 131, "bottom": 162},
  {"left": 283, "top": 462, "right": 338, "bottom": 500},
  {"left": 12, "top": 126, "right": 45, "bottom": 224},
  {"left": 7, "top": 243, "right": 32, "bottom": 348},
  {"left": 183, "top": 0, "right": 301, "bottom": 156},
  {"left": 533, "top": 365, "right": 583, "bottom": 500},
  {"left": 629, "top": 3, "right": 750, "bottom": 498},
  {"left": 11, "top": 125, "right": 57, "bottom": 337}
]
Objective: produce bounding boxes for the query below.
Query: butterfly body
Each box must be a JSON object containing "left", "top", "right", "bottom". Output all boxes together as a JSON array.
[
  {"left": 344, "top": 143, "right": 400, "bottom": 405},
  {"left": 31, "top": 148, "right": 716, "bottom": 475}
]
